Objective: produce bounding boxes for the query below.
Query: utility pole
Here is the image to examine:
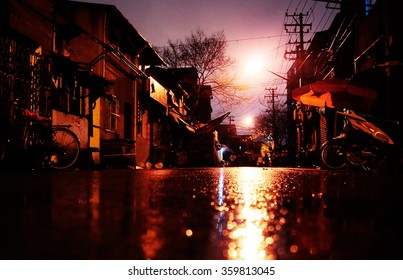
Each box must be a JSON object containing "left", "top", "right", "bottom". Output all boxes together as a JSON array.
[
  {"left": 265, "top": 87, "right": 288, "bottom": 147},
  {"left": 284, "top": 12, "right": 311, "bottom": 87},
  {"left": 228, "top": 116, "right": 235, "bottom": 125},
  {"left": 284, "top": 12, "right": 311, "bottom": 164},
  {"left": 284, "top": 12, "right": 311, "bottom": 61},
  {"left": 264, "top": 87, "right": 277, "bottom": 144}
]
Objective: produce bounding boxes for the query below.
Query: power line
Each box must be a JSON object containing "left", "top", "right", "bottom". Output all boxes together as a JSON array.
[{"left": 226, "top": 34, "right": 283, "bottom": 43}]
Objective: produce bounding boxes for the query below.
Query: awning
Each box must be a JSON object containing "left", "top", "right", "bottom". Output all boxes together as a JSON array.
[
  {"left": 179, "top": 112, "right": 230, "bottom": 134},
  {"left": 169, "top": 108, "right": 186, "bottom": 123},
  {"left": 291, "top": 80, "right": 377, "bottom": 112}
]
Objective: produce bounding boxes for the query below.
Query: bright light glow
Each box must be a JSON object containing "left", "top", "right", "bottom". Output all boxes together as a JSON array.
[
  {"left": 225, "top": 168, "right": 276, "bottom": 260},
  {"left": 244, "top": 54, "right": 265, "bottom": 76},
  {"left": 244, "top": 116, "right": 254, "bottom": 127}
]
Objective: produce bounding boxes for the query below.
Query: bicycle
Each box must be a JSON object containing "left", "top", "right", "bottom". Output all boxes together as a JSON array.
[
  {"left": 319, "top": 110, "right": 397, "bottom": 171},
  {"left": 49, "top": 124, "right": 80, "bottom": 170},
  {"left": 0, "top": 101, "right": 80, "bottom": 170},
  {"left": 320, "top": 136, "right": 348, "bottom": 170}
]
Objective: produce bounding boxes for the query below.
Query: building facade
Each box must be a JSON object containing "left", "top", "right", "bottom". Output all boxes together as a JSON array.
[
  {"left": 61, "top": 1, "right": 167, "bottom": 167},
  {"left": 1, "top": 0, "right": 217, "bottom": 169}
]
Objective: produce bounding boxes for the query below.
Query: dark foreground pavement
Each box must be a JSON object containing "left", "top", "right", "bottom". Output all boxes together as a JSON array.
[{"left": 0, "top": 167, "right": 402, "bottom": 260}]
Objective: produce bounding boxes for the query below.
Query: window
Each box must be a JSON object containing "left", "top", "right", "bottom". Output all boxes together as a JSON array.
[
  {"left": 0, "top": 35, "right": 51, "bottom": 115},
  {"left": 105, "top": 94, "right": 120, "bottom": 132},
  {"left": 52, "top": 74, "right": 88, "bottom": 116},
  {"left": 366, "top": 0, "right": 376, "bottom": 15}
]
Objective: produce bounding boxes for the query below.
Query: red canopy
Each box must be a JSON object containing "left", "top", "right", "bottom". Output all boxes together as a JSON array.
[{"left": 291, "top": 80, "right": 377, "bottom": 112}]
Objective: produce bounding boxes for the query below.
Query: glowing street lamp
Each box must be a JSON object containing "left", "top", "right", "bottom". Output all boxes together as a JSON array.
[{"left": 243, "top": 116, "right": 254, "bottom": 128}]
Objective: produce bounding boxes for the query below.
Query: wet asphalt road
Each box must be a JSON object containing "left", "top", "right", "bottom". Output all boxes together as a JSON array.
[{"left": 0, "top": 167, "right": 402, "bottom": 260}]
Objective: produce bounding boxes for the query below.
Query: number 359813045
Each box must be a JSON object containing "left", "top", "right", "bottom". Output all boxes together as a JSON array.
[{"left": 221, "top": 266, "right": 275, "bottom": 276}]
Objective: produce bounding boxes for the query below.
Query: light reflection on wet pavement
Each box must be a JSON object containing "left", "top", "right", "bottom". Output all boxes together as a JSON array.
[{"left": 0, "top": 167, "right": 402, "bottom": 260}]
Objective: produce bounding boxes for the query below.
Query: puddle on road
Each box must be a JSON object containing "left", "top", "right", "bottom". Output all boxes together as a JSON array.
[
  {"left": 2, "top": 168, "right": 400, "bottom": 259},
  {"left": 209, "top": 167, "right": 331, "bottom": 260}
]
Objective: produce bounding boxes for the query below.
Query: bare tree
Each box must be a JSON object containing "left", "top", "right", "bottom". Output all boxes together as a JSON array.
[
  {"left": 160, "top": 28, "right": 246, "bottom": 117},
  {"left": 254, "top": 105, "right": 288, "bottom": 148}
]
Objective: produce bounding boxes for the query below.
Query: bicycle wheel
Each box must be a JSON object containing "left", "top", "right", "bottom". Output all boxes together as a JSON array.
[
  {"left": 50, "top": 127, "right": 80, "bottom": 170},
  {"left": 320, "top": 140, "right": 347, "bottom": 170}
]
